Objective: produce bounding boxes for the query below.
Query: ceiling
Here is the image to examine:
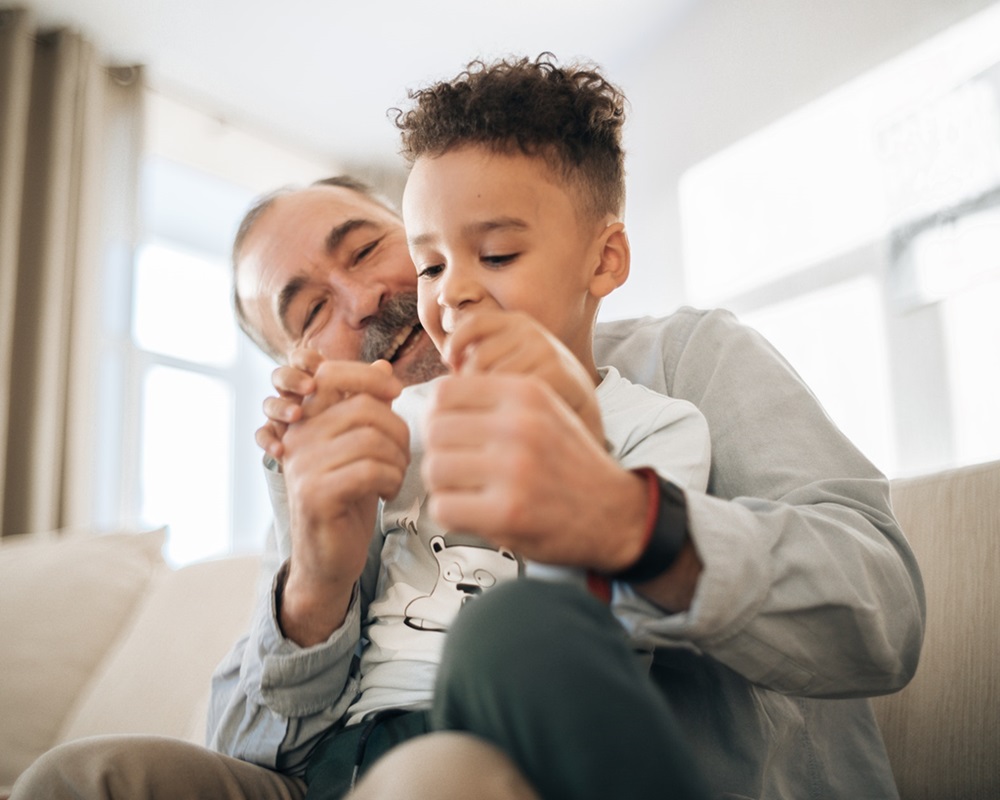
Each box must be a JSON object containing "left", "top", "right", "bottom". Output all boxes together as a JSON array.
[{"left": 24, "top": 0, "right": 695, "bottom": 169}]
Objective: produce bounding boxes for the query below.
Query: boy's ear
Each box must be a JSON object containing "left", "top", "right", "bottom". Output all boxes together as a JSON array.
[{"left": 588, "top": 221, "right": 630, "bottom": 299}]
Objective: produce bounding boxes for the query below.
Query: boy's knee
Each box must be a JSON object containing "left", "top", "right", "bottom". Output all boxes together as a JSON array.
[
  {"left": 437, "top": 580, "right": 626, "bottom": 707},
  {"left": 350, "top": 732, "right": 540, "bottom": 800}
]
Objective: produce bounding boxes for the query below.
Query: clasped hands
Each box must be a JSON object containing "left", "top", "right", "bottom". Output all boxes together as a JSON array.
[{"left": 260, "top": 311, "right": 650, "bottom": 644}]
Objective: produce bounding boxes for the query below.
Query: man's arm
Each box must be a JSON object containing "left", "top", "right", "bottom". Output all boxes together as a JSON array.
[
  {"left": 421, "top": 309, "right": 923, "bottom": 698},
  {"left": 207, "top": 359, "right": 408, "bottom": 775},
  {"left": 594, "top": 308, "right": 926, "bottom": 697}
]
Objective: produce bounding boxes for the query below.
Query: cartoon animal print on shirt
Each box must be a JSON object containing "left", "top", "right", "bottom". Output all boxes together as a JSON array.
[{"left": 404, "top": 535, "right": 520, "bottom": 631}]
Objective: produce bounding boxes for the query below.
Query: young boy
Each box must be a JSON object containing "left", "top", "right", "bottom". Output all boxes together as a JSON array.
[{"left": 303, "top": 55, "right": 713, "bottom": 799}]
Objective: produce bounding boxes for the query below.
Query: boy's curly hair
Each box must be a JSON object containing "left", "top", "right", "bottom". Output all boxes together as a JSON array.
[{"left": 393, "top": 53, "right": 627, "bottom": 219}]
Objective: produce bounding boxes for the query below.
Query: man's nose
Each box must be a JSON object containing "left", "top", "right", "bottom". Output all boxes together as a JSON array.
[{"left": 339, "top": 273, "right": 388, "bottom": 329}]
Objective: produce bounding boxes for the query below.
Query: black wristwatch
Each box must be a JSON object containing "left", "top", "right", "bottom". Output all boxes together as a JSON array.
[{"left": 608, "top": 467, "right": 689, "bottom": 584}]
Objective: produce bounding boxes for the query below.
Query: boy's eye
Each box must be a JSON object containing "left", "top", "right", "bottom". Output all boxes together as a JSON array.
[
  {"left": 482, "top": 253, "right": 517, "bottom": 267},
  {"left": 417, "top": 264, "right": 444, "bottom": 279}
]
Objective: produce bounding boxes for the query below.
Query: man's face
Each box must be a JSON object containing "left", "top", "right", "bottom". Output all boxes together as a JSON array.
[
  {"left": 402, "top": 147, "right": 604, "bottom": 363},
  {"left": 235, "top": 185, "right": 444, "bottom": 385}
]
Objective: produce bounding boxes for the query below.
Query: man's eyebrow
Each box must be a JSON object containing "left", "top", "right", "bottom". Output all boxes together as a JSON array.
[
  {"left": 326, "top": 218, "right": 378, "bottom": 253},
  {"left": 276, "top": 219, "right": 381, "bottom": 336},
  {"left": 408, "top": 217, "right": 529, "bottom": 247}
]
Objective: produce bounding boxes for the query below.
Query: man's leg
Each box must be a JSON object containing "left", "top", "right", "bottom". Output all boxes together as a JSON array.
[
  {"left": 10, "top": 735, "right": 306, "bottom": 800},
  {"left": 432, "top": 580, "right": 712, "bottom": 800}
]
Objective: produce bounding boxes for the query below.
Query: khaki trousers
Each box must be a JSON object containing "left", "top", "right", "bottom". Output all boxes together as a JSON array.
[{"left": 9, "top": 732, "right": 538, "bottom": 800}]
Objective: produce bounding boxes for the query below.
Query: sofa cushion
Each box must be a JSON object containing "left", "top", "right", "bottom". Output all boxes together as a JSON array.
[
  {"left": 0, "top": 528, "right": 165, "bottom": 789},
  {"left": 56, "top": 552, "right": 260, "bottom": 745}
]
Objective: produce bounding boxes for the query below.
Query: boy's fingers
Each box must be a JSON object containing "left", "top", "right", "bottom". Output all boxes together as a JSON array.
[
  {"left": 264, "top": 395, "right": 303, "bottom": 424},
  {"left": 272, "top": 365, "right": 316, "bottom": 397},
  {"left": 289, "top": 347, "right": 324, "bottom": 374}
]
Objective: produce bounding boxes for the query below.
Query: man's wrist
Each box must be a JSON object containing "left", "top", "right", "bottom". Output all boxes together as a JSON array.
[
  {"left": 605, "top": 467, "right": 689, "bottom": 584},
  {"left": 277, "top": 563, "right": 355, "bottom": 646}
]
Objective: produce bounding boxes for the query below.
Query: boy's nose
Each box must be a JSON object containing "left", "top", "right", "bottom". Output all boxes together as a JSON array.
[{"left": 437, "top": 262, "right": 483, "bottom": 313}]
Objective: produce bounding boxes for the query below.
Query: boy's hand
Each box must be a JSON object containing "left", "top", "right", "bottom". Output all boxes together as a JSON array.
[
  {"left": 256, "top": 349, "right": 399, "bottom": 461},
  {"left": 441, "top": 309, "right": 604, "bottom": 443},
  {"left": 256, "top": 348, "right": 322, "bottom": 462}
]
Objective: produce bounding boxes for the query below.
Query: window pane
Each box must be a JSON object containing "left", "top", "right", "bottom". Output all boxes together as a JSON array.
[
  {"left": 942, "top": 275, "right": 1000, "bottom": 467},
  {"left": 907, "top": 205, "right": 1000, "bottom": 304},
  {"left": 140, "top": 366, "right": 232, "bottom": 565},
  {"left": 679, "top": 99, "right": 884, "bottom": 305},
  {"left": 133, "top": 242, "right": 238, "bottom": 366},
  {"left": 741, "top": 277, "right": 895, "bottom": 475}
]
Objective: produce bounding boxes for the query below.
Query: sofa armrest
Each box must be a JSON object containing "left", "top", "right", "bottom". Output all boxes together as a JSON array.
[{"left": 874, "top": 459, "right": 1000, "bottom": 800}]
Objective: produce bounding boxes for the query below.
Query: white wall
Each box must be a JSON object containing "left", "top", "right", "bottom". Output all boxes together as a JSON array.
[{"left": 604, "top": 0, "right": 1000, "bottom": 321}]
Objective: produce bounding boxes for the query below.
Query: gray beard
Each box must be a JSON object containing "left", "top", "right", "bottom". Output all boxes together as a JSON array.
[{"left": 359, "top": 292, "right": 446, "bottom": 385}]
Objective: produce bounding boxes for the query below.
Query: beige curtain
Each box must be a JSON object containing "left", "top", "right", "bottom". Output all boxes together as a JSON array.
[{"left": 0, "top": 7, "right": 143, "bottom": 538}]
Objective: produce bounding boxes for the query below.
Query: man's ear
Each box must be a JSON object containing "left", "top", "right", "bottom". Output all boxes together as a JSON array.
[{"left": 588, "top": 221, "right": 630, "bottom": 299}]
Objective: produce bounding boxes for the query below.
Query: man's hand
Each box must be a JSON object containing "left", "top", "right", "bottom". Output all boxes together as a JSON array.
[
  {"left": 422, "top": 373, "right": 645, "bottom": 572},
  {"left": 278, "top": 359, "right": 409, "bottom": 646},
  {"left": 442, "top": 310, "right": 605, "bottom": 444}
]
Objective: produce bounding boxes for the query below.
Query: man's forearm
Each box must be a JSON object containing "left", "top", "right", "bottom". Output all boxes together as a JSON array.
[
  {"left": 279, "top": 563, "right": 356, "bottom": 646},
  {"left": 207, "top": 567, "right": 362, "bottom": 776}
]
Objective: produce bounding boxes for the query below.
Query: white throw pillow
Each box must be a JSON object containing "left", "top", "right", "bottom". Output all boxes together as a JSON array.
[{"left": 0, "top": 528, "right": 165, "bottom": 788}]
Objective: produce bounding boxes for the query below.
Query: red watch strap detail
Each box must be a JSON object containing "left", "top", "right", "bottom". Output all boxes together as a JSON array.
[
  {"left": 586, "top": 571, "right": 613, "bottom": 603},
  {"left": 636, "top": 466, "right": 661, "bottom": 552}
]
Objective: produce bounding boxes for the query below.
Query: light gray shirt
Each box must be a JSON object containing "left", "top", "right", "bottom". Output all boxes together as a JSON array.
[
  {"left": 208, "top": 308, "right": 925, "bottom": 799},
  {"left": 347, "top": 366, "right": 709, "bottom": 724}
]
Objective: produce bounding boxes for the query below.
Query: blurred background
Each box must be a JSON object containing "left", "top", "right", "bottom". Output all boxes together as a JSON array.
[{"left": 2, "top": 0, "right": 999, "bottom": 564}]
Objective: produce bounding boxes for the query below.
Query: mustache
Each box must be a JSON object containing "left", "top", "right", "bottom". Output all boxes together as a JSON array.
[{"left": 359, "top": 292, "right": 420, "bottom": 363}]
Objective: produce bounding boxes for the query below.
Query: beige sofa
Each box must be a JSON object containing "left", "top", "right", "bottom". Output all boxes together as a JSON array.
[
  {"left": 0, "top": 528, "right": 261, "bottom": 797},
  {"left": 1, "top": 460, "right": 997, "bottom": 798}
]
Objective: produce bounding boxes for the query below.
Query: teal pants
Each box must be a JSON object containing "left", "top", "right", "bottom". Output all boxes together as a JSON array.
[{"left": 306, "top": 580, "right": 711, "bottom": 800}]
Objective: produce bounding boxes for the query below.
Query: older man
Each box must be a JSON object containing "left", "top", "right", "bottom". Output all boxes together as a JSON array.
[{"left": 13, "top": 176, "right": 923, "bottom": 800}]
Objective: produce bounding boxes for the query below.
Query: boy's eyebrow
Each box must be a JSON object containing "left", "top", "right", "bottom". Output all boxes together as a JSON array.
[
  {"left": 408, "top": 216, "right": 529, "bottom": 247},
  {"left": 277, "top": 218, "right": 379, "bottom": 335}
]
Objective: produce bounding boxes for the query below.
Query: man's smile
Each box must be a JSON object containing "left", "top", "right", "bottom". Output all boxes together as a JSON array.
[{"left": 381, "top": 324, "right": 424, "bottom": 363}]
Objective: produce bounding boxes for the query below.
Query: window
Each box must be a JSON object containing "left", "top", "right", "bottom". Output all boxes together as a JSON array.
[
  {"left": 678, "top": 4, "right": 1000, "bottom": 478},
  {"left": 128, "top": 158, "right": 277, "bottom": 565},
  {"left": 91, "top": 90, "right": 341, "bottom": 565}
]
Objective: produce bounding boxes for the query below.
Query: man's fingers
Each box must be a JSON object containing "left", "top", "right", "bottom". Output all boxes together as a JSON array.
[
  {"left": 287, "top": 425, "right": 411, "bottom": 478},
  {"left": 428, "top": 373, "right": 554, "bottom": 415},
  {"left": 443, "top": 310, "right": 526, "bottom": 370},
  {"left": 287, "top": 393, "right": 412, "bottom": 461}
]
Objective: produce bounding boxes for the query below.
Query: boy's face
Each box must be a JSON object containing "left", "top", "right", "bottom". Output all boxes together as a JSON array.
[{"left": 402, "top": 146, "right": 606, "bottom": 362}]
